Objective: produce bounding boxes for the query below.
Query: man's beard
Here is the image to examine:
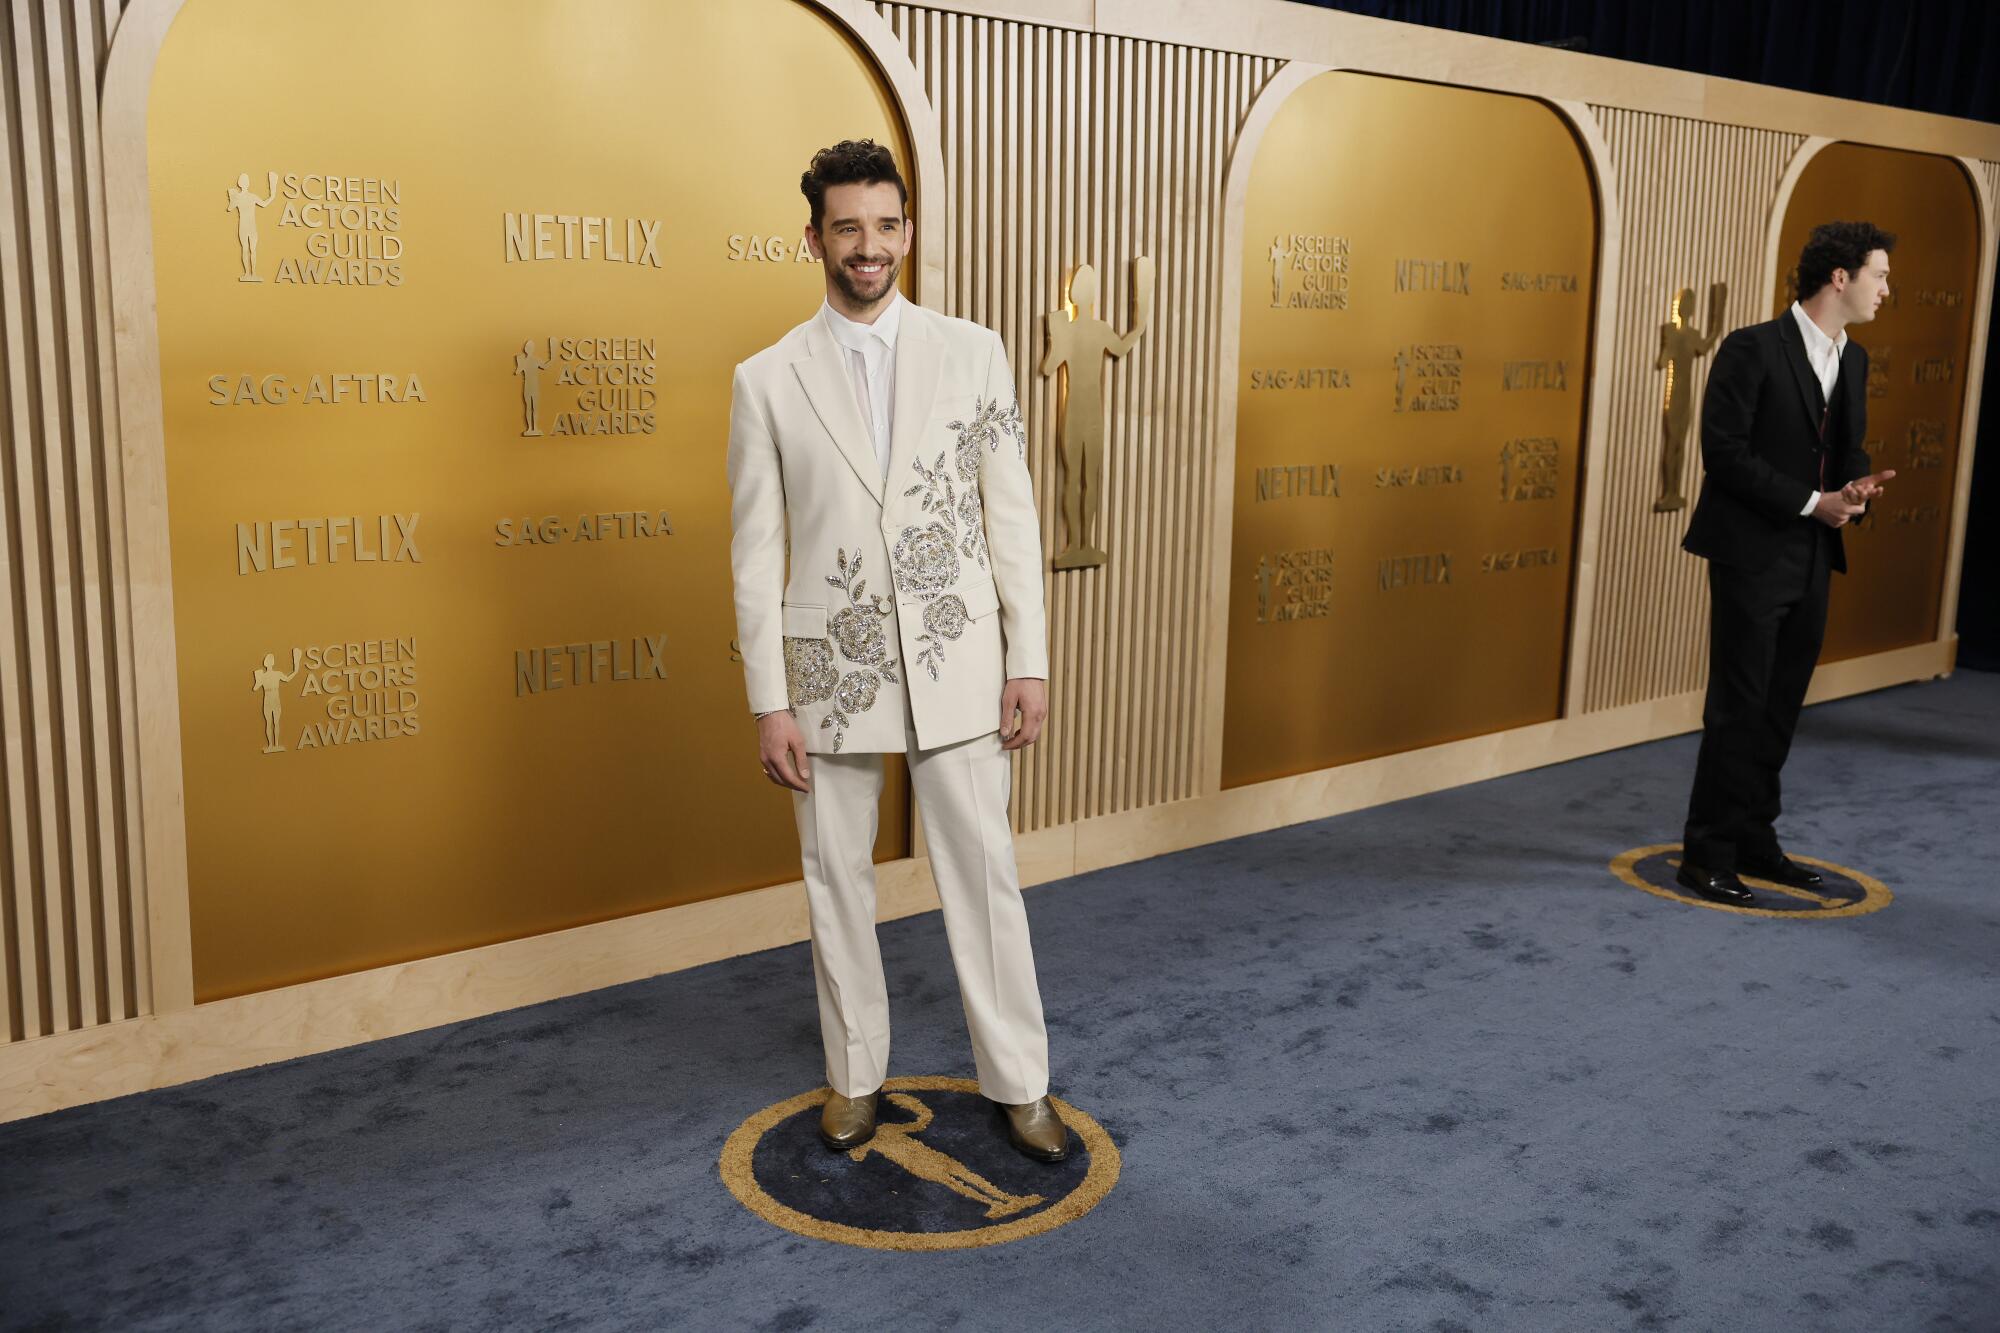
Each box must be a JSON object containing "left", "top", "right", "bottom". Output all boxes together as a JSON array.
[{"left": 831, "top": 253, "right": 901, "bottom": 308}]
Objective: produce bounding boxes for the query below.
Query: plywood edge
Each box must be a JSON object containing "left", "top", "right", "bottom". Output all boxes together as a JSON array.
[{"left": 100, "top": 0, "right": 196, "bottom": 1014}]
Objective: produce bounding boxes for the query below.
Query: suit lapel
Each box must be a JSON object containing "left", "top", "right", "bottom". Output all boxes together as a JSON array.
[
  {"left": 793, "top": 319, "right": 884, "bottom": 504},
  {"left": 1776, "top": 311, "right": 1828, "bottom": 444},
  {"left": 885, "top": 309, "right": 944, "bottom": 494}
]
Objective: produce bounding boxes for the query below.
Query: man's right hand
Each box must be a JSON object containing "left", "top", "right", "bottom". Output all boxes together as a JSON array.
[
  {"left": 757, "top": 710, "right": 812, "bottom": 792},
  {"left": 1811, "top": 490, "right": 1865, "bottom": 528}
]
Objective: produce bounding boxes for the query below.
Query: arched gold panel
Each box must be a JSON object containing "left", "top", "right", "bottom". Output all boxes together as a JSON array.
[
  {"left": 1222, "top": 72, "right": 1599, "bottom": 787},
  {"left": 144, "top": 0, "right": 916, "bottom": 999},
  {"left": 1770, "top": 144, "right": 1982, "bottom": 664}
]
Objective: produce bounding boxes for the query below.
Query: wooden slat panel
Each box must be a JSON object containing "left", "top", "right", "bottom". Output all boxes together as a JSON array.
[
  {"left": 1579, "top": 109, "right": 1805, "bottom": 713},
  {"left": 877, "top": 2, "right": 1276, "bottom": 830},
  {"left": 1, "top": 0, "right": 144, "bottom": 1044}
]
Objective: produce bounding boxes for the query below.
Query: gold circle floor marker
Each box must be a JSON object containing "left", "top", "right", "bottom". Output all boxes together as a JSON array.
[
  {"left": 1609, "top": 844, "right": 1891, "bottom": 920},
  {"left": 720, "top": 1075, "right": 1120, "bottom": 1251}
]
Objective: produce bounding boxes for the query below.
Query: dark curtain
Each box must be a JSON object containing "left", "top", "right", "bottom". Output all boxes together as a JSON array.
[{"left": 1299, "top": 0, "right": 1999, "bottom": 666}]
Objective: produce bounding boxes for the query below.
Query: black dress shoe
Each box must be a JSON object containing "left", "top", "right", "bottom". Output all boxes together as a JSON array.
[
  {"left": 1739, "top": 854, "right": 1822, "bottom": 889},
  {"left": 1676, "top": 862, "right": 1754, "bottom": 905}
]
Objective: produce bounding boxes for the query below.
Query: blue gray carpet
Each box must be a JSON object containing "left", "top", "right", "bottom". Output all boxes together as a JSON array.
[{"left": 3, "top": 673, "right": 1997, "bottom": 1330}]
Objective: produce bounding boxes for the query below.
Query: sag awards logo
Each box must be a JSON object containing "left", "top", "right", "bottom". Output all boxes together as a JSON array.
[
  {"left": 1867, "top": 347, "right": 1893, "bottom": 399},
  {"left": 512, "top": 337, "right": 659, "bottom": 437},
  {"left": 1499, "top": 437, "right": 1560, "bottom": 501},
  {"left": 1267, "top": 234, "right": 1350, "bottom": 310},
  {"left": 1609, "top": 846, "right": 1891, "bottom": 919},
  {"left": 227, "top": 170, "right": 404, "bottom": 286},
  {"left": 1252, "top": 548, "right": 1335, "bottom": 623},
  {"left": 1905, "top": 420, "right": 1946, "bottom": 470},
  {"left": 1393, "top": 344, "right": 1463, "bottom": 413},
  {"left": 251, "top": 637, "right": 421, "bottom": 755},
  {"left": 720, "top": 1078, "right": 1120, "bottom": 1251}
]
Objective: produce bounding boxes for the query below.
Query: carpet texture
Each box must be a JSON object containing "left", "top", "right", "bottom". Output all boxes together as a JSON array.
[{"left": 3, "top": 674, "right": 1997, "bottom": 1330}]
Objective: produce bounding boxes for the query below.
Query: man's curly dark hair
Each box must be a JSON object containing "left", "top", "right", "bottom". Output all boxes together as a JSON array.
[
  {"left": 800, "top": 139, "right": 908, "bottom": 231},
  {"left": 1796, "top": 221, "right": 1896, "bottom": 301}
]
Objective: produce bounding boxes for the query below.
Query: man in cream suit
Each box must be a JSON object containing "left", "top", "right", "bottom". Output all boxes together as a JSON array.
[{"left": 726, "top": 140, "right": 1067, "bottom": 1162}]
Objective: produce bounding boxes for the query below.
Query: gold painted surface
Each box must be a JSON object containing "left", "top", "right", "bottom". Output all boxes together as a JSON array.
[
  {"left": 1652, "top": 283, "right": 1727, "bottom": 512},
  {"left": 1771, "top": 144, "right": 1981, "bottom": 664},
  {"left": 147, "top": 0, "right": 913, "bottom": 1000},
  {"left": 1223, "top": 73, "right": 1597, "bottom": 787},
  {"left": 1041, "top": 257, "right": 1155, "bottom": 570}
]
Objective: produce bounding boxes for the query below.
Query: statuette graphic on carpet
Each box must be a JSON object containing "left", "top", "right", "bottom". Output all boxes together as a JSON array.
[
  {"left": 1610, "top": 845, "right": 1891, "bottom": 919},
  {"left": 720, "top": 1077, "right": 1119, "bottom": 1251}
]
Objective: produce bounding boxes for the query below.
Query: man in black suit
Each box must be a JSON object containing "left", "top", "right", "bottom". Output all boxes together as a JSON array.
[{"left": 1677, "top": 221, "right": 1898, "bottom": 905}]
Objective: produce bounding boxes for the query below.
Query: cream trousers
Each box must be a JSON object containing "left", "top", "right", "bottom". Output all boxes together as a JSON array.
[{"left": 791, "top": 728, "right": 1050, "bottom": 1103}]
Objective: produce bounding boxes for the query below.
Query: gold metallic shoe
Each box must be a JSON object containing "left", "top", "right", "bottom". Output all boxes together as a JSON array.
[
  {"left": 1000, "top": 1096, "right": 1070, "bottom": 1162},
  {"left": 819, "top": 1089, "right": 879, "bottom": 1151}
]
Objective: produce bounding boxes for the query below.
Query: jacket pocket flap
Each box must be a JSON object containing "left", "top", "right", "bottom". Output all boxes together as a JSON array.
[
  {"left": 961, "top": 582, "right": 1002, "bottom": 619},
  {"left": 781, "top": 603, "right": 828, "bottom": 638}
]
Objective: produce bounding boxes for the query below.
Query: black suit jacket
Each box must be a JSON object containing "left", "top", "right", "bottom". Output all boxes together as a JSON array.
[{"left": 1681, "top": 312, "right": 1870, "bottom": 575}]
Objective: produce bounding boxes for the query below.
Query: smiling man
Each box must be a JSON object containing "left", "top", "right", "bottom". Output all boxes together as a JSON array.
[
  {"left": 725, "top": 140, "right": 1067, "bottom": 1162},
  {"left": 1676, "top": 221, "right": 1898, "bottom": 906}
]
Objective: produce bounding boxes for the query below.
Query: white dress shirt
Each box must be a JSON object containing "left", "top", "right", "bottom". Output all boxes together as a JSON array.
[
  {"left": 821, "top": 293, "right": 903, "bottom": 479},
  {"left": 1790, "top": 301, "right": 1847, "bottom": 516}
]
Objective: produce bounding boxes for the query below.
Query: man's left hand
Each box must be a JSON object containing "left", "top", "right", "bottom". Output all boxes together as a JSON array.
[
  {"left": 1841, "top": 469, "right": 1896, "bottom": 506},
  {"left": 1000, "top": 678, "right": 1048, "bottom": 751}
]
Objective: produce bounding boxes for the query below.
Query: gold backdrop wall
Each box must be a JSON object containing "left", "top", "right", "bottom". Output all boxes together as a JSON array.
[
  {"left": 1771, "top": 144, "right": 1981, "bottom": 665},
  {"left": 1223, "top": 73, "right": 1597, "bottom": 786},
  {"left": 145, "top": 0, "right": 913, "bottom": 999}
]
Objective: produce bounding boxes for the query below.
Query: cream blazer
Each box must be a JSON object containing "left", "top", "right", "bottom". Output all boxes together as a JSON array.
[{"left": 727, "top": 302, "right": 1048, "bottom": 754}]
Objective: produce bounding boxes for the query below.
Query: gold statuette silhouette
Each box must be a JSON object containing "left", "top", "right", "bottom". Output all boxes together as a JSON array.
[
  {"left": 1041, "top": 258, "right": 1155, "bottom": 570},
  {"left": 251, "top": 648, "right": 302, "bottom": 753},
  {"left": 514, "top": 338, "right": 549, "bottom": 437},
  {"left": 226, "top": 171, "right": 278, "bottom": 282},
  {"left": 847, "top": 1094, "right": 1047, "bottom": 1220},
  {"left": 1654, "top": 282, "right": 1727, "bottom": 512}
]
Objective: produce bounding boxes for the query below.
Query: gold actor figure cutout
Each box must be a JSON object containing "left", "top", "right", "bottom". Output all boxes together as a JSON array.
[
  {"left": 514, "top": 338, "right": 549, "bottom": 437},
  {"left": 226, "top": 171, "right": 278, "bottom": 282},
  {"left": 251, "top": 649, "right": 302, "bottom": 754},
  {"left": 1654, "top": 282, "right": 1728, "bottom": 512},
  {"left": 1041, "top": 258, "right": 1155, "bottom": 570},
  {"left": 846, "top": 1094, "right": 1047, "bottom": 1220}
]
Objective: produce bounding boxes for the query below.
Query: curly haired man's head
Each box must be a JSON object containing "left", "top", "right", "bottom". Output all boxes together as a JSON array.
[{"left": 801, "top": 140, "right": 911, "bottom": 315}]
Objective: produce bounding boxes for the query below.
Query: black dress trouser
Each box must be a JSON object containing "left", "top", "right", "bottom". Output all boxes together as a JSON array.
[{"left": 1682, "top": 528, "right": 1832, "bottom": 871}]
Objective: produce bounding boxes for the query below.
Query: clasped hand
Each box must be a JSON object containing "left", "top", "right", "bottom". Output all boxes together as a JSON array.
[{"left": 1814, "top": 469, "right": 1896, "bottom": 528}]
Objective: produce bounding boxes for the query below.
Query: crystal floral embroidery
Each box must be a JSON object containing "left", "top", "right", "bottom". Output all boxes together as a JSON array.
[
  {"left": 950, "top": 394, "right": 1026, "bottom": 475},
  {"left": 783, "top": 637, "right": 837, "bottom": 705},
  {"left": 892, "top": 518, "right": 960, "bottom": 593},
  {"left": 816, "top": 547, "right": 899, "bottom": 751},
  {"left": 826, "top": 548, "right": 893, "bottom": 667},
  {"left": 899, "top": 454, "right": 982, "bottom": 679},
  {"left": 891, "top": 396, "right": 1021, "bottom": 680}
]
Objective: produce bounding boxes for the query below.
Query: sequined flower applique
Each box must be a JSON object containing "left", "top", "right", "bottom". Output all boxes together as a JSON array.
[
  {"left": 900, "top": 453, "right": 982, "bottom": 680},
  {"left": 784, "top": 638, "right": 837, "bottom": 706},
  {"left": 949, "top": 394, "right": 1026, "bottom": 472},
  {"left": 818, "top": 547, "right": 900, "bottom": 751}
]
